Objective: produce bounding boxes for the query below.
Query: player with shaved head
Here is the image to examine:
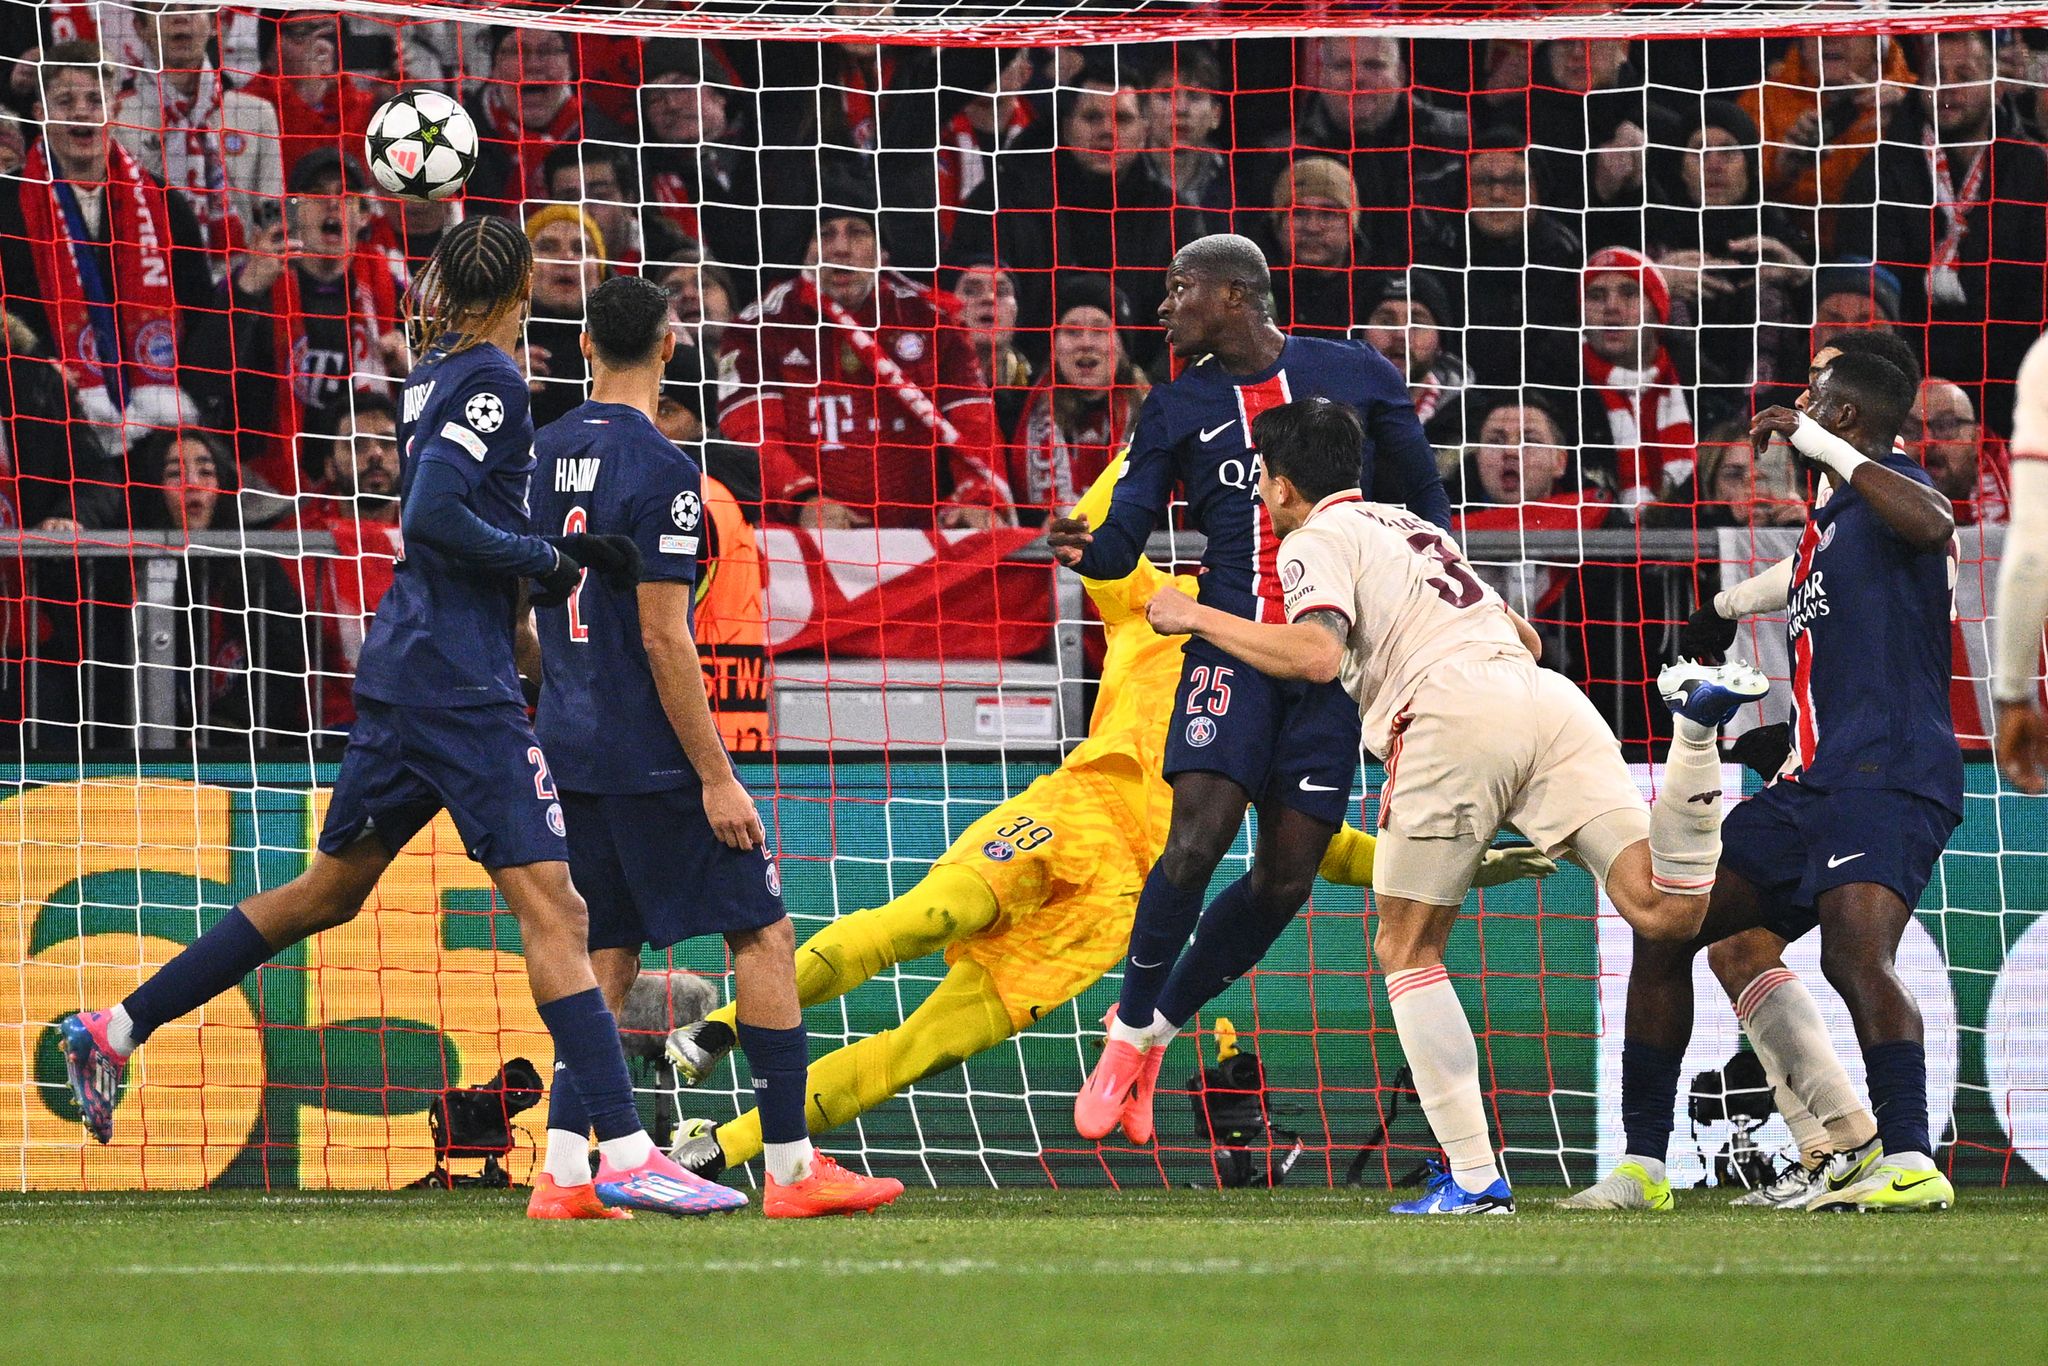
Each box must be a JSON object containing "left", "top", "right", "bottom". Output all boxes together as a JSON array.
[{"left": 1047, "top": 232, "right": 1449, "bottom": 1147}]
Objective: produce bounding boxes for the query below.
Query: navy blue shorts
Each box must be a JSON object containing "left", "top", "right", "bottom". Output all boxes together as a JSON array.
[
  {"left": 1162, "top": 636, "right": 1360, "bottom": 826},
  {"left": 319, "top": 698, "right": 568, "bottom": 869},
  {"left": 561, "top": 788, "right": 787, "bottom": 952},
  {"left": 1718, "top": 780, "right": 1959, "bottom": 942}
]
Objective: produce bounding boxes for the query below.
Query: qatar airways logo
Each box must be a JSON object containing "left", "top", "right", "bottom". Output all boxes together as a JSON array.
[
  {"left": 1218, "top": 452, "right": 1265, "bottom": 493},
  {"left": 1788, "top": 570, "right": 1830, "bottom": 638}
]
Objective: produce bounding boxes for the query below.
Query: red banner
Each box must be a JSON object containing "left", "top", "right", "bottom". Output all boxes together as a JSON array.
[{"left": 759, "top": 526, "right": 1051, "bottom": 659}]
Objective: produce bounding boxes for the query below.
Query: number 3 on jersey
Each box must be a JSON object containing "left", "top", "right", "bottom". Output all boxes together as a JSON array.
[
  {"left": 1406, "top": 530, "right": 1487, "bottom": 609},
  {"left": 562, "top": 507, "right": 590, "bottom": 641}
]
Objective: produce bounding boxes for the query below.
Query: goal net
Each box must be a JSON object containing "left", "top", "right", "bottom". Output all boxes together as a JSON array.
[{"left": 2, "top": 0, "right": 2044, "bottom": 1192}]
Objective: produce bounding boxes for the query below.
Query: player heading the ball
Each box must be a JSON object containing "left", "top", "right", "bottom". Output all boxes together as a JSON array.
[
  {"left": 58, "top": 218, "right": 726, "bottom": 1219},
  {"left": 1141, "top": 396, "right": 1768, "bottom": 1214}
]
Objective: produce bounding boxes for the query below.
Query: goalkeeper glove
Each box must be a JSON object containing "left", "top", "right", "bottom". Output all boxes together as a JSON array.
[
  {"left": 1680, "top": 604, "right": 1739, "bottom": 662},
  {"left": 1726, "top": 722, "right": 1792, "bottom": 782},
  {"left": 531, "top": 533, "right": 643, "bottom": 607}
]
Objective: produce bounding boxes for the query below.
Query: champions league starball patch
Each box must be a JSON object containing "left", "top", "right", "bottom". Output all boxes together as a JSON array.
[
  {"left": 466, "top": 391, "right": 505, "bottom": 432},
  {"left": 671, "top": 489, "right": 703, "bottom": 530}
]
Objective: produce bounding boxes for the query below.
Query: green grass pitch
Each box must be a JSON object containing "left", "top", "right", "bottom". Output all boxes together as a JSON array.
[{"left": 4, "top": 1187, "right": 2044, "bottom": 1363}]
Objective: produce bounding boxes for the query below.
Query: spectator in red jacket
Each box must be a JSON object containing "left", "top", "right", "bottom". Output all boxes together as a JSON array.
[
  {"left": 291, "top": 392, "right": 400, "bottom": 733},
  {"left": 226, "top": 149, "right": 400, "bottom": 493},
  {"left": 248, "top": 11, "right": 379, "bottom": 185},
  {"left": 718, "top": 196, "right": 1010, "bottom": 530}
]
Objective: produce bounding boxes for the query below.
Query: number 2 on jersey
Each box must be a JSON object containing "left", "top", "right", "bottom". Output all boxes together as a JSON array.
[
  {"left": 1407, "top": 530, "right": 1487, "bottom": 609},
  {"left": 562, "top": 507, "right": 590, "bottom": 641}
]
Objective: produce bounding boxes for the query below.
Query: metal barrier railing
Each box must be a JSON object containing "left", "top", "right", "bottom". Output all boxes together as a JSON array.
[{"left": 0, "top": 526, "right": 1717, "bottom": 756}]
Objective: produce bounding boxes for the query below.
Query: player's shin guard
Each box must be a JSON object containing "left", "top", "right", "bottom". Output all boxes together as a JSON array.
[
  {"left": 1863, "top": 1039, "right": 1934, "bottom": 1159},
  {"left": 120, "top": 906, "right": 275, "bottom": 1048},
  {"left": 1116, "top": 866, "right": 1207, "bottom": 1030},
  {"left": 738, "top": 1021, "right": 815, "bottom": 1184},
  {"left": 1736, "top": 968, "right": 1877, "bottom": 1153},
  {"left": 1650, "top": 730, "right": 1724, "bottom": 898},
  {"left": 1621, "top": 1038, "right": 1684, "bottom": 1166},
  {"left": 1386, "top": 966, "right": 1499, "bottom": 1191},
  {"left": 537, "top": 988, "right": 643, "bottom": 1148},
  {"left": 1154, "top": 877, "right": 1271, "bottom": 1028}
]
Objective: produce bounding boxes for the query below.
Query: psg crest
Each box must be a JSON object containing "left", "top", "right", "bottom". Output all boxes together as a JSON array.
[
  {"left": 982, "top": 840, "right": 1016, "bottom": 862},
  {"left": 1185, "top": 716, "right": 1217, "bottom": 748}
]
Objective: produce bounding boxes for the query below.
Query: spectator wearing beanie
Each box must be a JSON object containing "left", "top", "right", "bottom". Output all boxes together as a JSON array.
[
  {"left": 524, "top": 203, "right": 612, "bottom": 427},
  {"left": 1006, "top": 272, "right": 1149, "bottom": 526},
  {"left": 1261, "top": 154, "right": 1389, "bottom": 339},
  {"left": 1579, "top": 245, "right": 1697, "bottom": 506},
  {"left": 1358, "top": 273, "right": 1473, "bottom": 451}
]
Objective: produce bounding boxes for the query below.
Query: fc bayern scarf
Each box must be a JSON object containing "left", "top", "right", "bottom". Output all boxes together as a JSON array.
[
  {"left": 19, "top": 139, "right": 181, "bottom": 409},
  {"left": 1583, "top": 342, "right": 1696, "bottom": 500},
  {"left": 1011, "top": 372, "right": 1131, "bottom": 514}
]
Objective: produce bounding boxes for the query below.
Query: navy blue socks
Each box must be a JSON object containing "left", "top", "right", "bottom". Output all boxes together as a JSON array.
[
  {"left": 121, "top": 906, "right": 275, "bottom": 1046},
  {"left": 1863, "top": 1038, "right": 1932, "bottom": 1158},
  {"left": 1621, "top": 1037, "right": 1684, "bottom": 1164},
  {"left": 1155, "top": 877, "right": 1279, "bottom": 1028},
  {"left": 737, "top": 1021, "right": 810, "bottom": 1145},
  {"left": 535, "top": 988, "right": 640, "bottom": 1142},
  {"left": 1117, "top": 866, "right": 1208, "bottom": 1029}
]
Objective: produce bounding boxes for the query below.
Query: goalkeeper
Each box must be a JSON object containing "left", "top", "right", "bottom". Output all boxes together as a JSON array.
[{"left": 666, "top": 462, "right": 1553, "bottom": 1176}]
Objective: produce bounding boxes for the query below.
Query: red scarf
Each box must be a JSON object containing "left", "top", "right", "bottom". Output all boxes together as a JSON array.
[
  {"left": 479, "top": 84, "right": 583, "bottom": 201},
  {"left": 794, "top": 275, "right": 963, "bottom": 446},
  {"left": 1924, "top": 127, "right": 1992, "bottom": 309},
  {"left": 1582, "top": 342, "right": 1695, "bottom": 500},
  {"left": 145, "top": 68, "right": 230, "bottom": 249},
  {"left": 937, "top": 100, "right": 1034, "bottom": 240},
  {"left": 648, "top": 161, "right": 700, "bottom": 243},
  {"left": 261, "top": 253, "right": 395, "bottom": 490},
  {"left": 294, "top": 506, "right": 402, "bottom": 729},
  {"left": 1008, "top": 372, "right": 1132, "bottom": 516},
  {"left": 18, "top": 139, "right": 181, "bottom": 408}
]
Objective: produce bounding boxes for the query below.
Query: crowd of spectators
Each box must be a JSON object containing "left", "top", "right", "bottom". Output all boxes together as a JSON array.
[{"left": 1, "top": 11, "right": 2046, "bottom": 740}]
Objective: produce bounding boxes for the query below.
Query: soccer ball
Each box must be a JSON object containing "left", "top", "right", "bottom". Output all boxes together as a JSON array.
[{"left": 364, "top": 89, "right": 478, "bottom": 202}]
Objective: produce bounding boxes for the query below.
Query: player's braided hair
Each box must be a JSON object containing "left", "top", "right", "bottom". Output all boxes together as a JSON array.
[{"left": 405, "top": 215, "right": 534, "bottom": 357}]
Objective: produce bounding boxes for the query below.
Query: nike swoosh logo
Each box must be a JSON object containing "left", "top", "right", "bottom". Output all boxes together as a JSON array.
[
  {"left": 1199, "top": 422, "right": 1236, "bottom": 443},
  {"left": 1827, "top": 852, "right": 1867, "bottom": 868},
  {"left": 1298, "top": 777, "right": 1340, "bottom": 793},
  {"left": 1889, "top": 1172, "right": 1941, "bottom": 1192},
  {"left": 1130, "top": 958, "right": 1164, "bottom": 970}
]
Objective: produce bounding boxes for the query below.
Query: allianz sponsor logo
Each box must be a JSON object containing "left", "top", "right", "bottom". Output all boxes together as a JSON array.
[{"left": 1788, "top": 570, "right": 1829, "bottom": 638}]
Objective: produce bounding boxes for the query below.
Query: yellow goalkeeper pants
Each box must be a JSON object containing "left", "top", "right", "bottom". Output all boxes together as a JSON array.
[{"left": 708, "top": 865, "right": 1013, "bottom": 1166}]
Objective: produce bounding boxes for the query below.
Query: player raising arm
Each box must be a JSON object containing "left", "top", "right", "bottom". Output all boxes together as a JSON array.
[
  {"left": 1994, "top": 334, "right": 2048, "bottom": 793},
  {"left": 56, "top": 219, "right": 710, "bottom": 1217},
  {"left": 1048, "top": 234, "right": 1451, "bottom": 1148},
  {"left": 1144, "top": 397, "right": 1765, "bottom": 1214},
  {"left": 529, "top": 276, "right": 902, "bottom": 1219},
  {"left": 1571, "top": 352, "right": 1963, "bottom": 1214}
]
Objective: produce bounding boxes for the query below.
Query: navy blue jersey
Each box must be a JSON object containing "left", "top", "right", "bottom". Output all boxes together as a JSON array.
[
  {"left": 1074, "top": 335, "right": 1450, "bottom": 621},
  {"left": 532, "top": 401, "right": 707, "bottom": 796},
  {"left": 355, "top": 341, "right": 538, "bottom": 710},
  {"left": 1782, "top": 455, "right": 1963, "bottom": 814}
]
